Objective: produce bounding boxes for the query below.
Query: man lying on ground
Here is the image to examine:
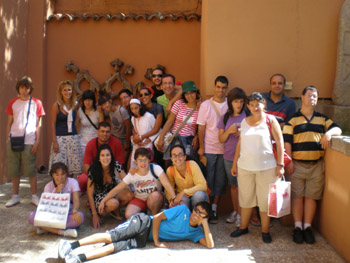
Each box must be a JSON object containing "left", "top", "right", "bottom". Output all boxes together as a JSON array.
[{"left": 58, "top": 201, "right": 214, "bottom": 263}]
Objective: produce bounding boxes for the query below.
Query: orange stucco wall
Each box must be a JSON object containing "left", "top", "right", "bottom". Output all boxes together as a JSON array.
[
  {"left": 200, "top": 0, "right": 345, "bottom": 98},
  {"left": 316, "top": 148, "right": 350, "bottom": 262},
  {"left": 43, "top": 18, "right": 200, "bottom": 166}
]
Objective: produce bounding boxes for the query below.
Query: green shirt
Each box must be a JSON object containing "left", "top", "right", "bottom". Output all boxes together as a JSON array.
[{"left": 157, "top": 94, "right": 170, "bottom": 119}]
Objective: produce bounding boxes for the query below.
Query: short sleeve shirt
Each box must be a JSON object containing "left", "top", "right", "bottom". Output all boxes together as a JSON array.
[
  {"left": 196, "top": 98, "right": 228, "bottom": 154},
  {"left": 217, "top": 112, "right": 246, "bottom": 161},
  {"left": 123, "top": 164, "right": 163, "bottom": 200},
  {"left": 5, "top": 97, "right": 45, "bottom": 145},
  {"left": 109, "top": 105, "right": 130, "bottom": 139},
  {"left": 170, "top": 100, "right": 198, "bottom": 136},
  {"left": 148, "top": 205, "right": 204, "bottom": 242}
]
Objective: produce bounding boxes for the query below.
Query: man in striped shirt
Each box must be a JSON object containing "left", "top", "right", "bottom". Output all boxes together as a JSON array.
[{"left": 283, "top": 86, "right": 342, "bottom": 244}]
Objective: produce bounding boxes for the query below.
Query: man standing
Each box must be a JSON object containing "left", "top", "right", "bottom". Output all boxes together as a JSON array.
[
  {"left": 262, "top": 73, "right": 296, "bottom": 126},
  {"left": 157, "top": 74, "right": 182, "bottom": 119},
  {"left": 77, "top": 122, "right": 125, "bottom": 192},
  {"left": 283, "top": 86, "right": 342, "bottom": 244},
  {"left": 5, "top": 76, "right": 45, "bottom": 207},
  {"left": 150, "top": 67, "right": 165, "bottom": 101},
  {"left": 58, "top": 202, "right": 214, "bottom": 263},
  {"left": 197, "top": 76, "right": 229, "bottom": 223}
]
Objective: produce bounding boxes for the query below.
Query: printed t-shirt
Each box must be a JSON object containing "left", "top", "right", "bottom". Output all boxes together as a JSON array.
[{"left": 123, "top": 164, "right": 163, "bottom": 200}]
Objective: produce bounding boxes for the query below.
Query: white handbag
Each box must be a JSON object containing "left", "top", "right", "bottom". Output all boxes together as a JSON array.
[{"left": 268, "top": 176, "right": 291, "bottom": 218}]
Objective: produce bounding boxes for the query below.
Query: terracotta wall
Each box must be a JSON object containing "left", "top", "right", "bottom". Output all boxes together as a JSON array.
[
  {"left": 43, "top": 18, "right": 200, "bottom": 166},
  {"left": 316, "top": 148, "right": 350, "bottom": 262},
  {"left": 201, "top": 0, "right": 345, "bottom": 98},
  {"left": 0, "top": 0, "right": 29, "bottom": 184}
]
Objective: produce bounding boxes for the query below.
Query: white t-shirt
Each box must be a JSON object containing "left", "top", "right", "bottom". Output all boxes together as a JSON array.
[
  {"left": 237, "top": 117, "right": 277, "bottom": 171},
  {"left": 123, "top": 164, "right": 163, "bottom": 201}
]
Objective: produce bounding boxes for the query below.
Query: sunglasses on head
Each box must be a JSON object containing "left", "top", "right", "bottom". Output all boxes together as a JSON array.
[
  {"left": 139, "top": 93, "right": 151, "bottom": 98},
  {"left": 152, "top": 74, "right": 163, "bottom": 78}
]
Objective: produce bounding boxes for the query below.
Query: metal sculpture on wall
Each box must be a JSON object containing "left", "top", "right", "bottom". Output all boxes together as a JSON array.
[{"left": 65, "top": 59, "right": 165, "bottom": 99}]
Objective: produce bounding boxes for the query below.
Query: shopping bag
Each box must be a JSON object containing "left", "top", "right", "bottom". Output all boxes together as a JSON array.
[
  {"left": 34, "top": 193, "right": 70, "bottom": 229},
  {"left": 268, "top": 177, "right": 291, "bottom": 218}
]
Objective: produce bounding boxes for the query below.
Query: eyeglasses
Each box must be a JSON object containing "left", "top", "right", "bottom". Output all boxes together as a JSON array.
[
  {"left": 139, "top": 93, "right": 151, "bottom": 98},
  {"left": 171, "top": 153, "right": 185, "bottom": 159},
  {"left": 152, "top": 74, "right": 163, "bottom": 78},
  {"left": 194, "top": 207, "right": 208, "bottom": 218}
]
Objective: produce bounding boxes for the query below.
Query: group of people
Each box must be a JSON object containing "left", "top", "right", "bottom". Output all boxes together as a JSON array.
[{"left": 5, "top": 69, "right": 342, "bottom": 262}]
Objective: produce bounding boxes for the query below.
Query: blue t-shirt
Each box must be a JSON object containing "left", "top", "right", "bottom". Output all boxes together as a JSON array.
[{"left": 148, "top": 205, "right": 204, "bottom": 243}]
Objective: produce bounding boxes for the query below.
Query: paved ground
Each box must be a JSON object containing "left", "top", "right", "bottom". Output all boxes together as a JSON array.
[{"left": 0, "top": 173, "right": 346, "bottom": 263}]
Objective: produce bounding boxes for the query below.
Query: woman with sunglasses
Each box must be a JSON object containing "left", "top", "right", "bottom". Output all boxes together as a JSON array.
[
  {"left": 230, "top": 92, "right": 284, "bottom": 243},
  {"left": 165, "top": 144, "right": 208, "bottom": 209},
  {"left": 133, "top": 87, "right": 163, "bottom": 156}
]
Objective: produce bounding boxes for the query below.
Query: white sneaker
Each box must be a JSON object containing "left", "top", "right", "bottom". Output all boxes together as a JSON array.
[
  {"left": 31, "top": 195, "right": 40, "bottom": 206},
  {"left": 235, "top": 214, "right": 241, "bottom": 228},
  {"left": 63, "top": 229, "right": 77, "bottom": 238},
  {"left": 226, "top": 211, "right": 237, "bottom": 223},
  {"left": 5, "top": 195, "right": 20, "bottom": 207}
]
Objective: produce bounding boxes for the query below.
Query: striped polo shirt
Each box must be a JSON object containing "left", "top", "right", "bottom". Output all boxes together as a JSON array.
[
  {"left": 170, "top": 99, "right": 198, "bottom": 136},
  {"left": 283, "top": 110, "right": 339, "bottom": 162}
]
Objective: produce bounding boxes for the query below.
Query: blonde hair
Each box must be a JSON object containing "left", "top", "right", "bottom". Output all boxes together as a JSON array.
[{"left": 57, "top": 80, "right": 76, "bottom": 107}]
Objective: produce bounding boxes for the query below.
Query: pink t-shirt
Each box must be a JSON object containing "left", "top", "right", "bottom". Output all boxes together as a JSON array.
[
  {"left": 197, "top": 98, "right": 228, "bottom": 154},
  {"left": 5, "top": 97, "right": 45, "bottom": 145},
  {"left": 170, "top": 100, "right": 198, "bottom": 136}
]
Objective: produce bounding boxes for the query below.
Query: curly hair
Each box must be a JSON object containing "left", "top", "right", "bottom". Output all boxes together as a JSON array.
[{"left": 88, "top": 144, "right": 116, "bottom": 189}]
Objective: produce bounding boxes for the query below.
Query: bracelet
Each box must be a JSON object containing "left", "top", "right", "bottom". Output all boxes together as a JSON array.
[{"left": 277, "top": 164, "right": 284, "bottom": 167}]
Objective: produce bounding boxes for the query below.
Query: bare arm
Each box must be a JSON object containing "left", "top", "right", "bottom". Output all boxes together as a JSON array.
[
  {"left": 218, "top": 124, "right": 239, "bottom": 143},
  {"left": 270, "top": 117, "right": 284, "bottom": 177},
  {"left": 97, "top": 106, "right": 104, "bottom": 122},
  {"left": 165, "top": 87, "right": 182, "bottom": 114},
  {"left": 124, "top": 119, "right": 131, "bottom": 150},
  {"left": 31, "top": 116, "right": 42, "bottom": 154},
  {"left": 197, "top": 125, "right": 205, "bottom": 157},
  {"left": 320, "top": 127, "right": 342, "bottom": 149},
  {"left": 284, "top": 142, "right": 294, "bottom": 175},
  {"left": 71, "top": 191, "right": 82, "bottom": 223},
  {"left": 231, "top": 138, "right": 241, "bottom": 177},
  {"left": 87, "top": 178, "right": 101, "bottom": 228},
  {"left": 152, "top": 211, "right": 170, "bottom": 248},
  {"left": 51, "top": 103, "right": 59, "bottom": 153},
  {"left": 75, "top": 109, "right": 81, "bottom": 133},
  {"left": 6, "top": 115, "right": 13, "bottom": 139},
  {"left": 98, "top": 181, "right": 128, "bottom": 214},
  {"left": 141, "top": 113, "right": 163, "bottom": 139},
  {"left": 158, "top": 172, "right": 176, "bottom": 201},
  {"left": 199, "top": 219, "right": 214, "bottom": 248}
]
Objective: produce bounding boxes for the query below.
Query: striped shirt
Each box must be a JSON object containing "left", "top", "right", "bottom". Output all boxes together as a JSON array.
[
  {"left": 283, "top": 110, "right": 339, "bottom": 162},
  {"left": 170, "top": 100, "right": 198, "bottom": 136}
]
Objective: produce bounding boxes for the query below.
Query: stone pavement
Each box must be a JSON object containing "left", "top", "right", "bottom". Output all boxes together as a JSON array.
[{"left": 0, "top": 173, "right": 346, "bottom": 263}]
